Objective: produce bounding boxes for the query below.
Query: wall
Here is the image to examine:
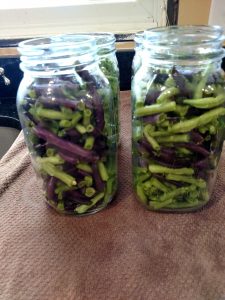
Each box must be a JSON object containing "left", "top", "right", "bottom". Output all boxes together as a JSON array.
[{"left": 178, "top": 0, "right": 212, "bottom": 25}]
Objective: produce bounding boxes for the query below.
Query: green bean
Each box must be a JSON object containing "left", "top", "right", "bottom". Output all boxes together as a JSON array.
[
  {"left": 59, "top": 120, "right": 72, "bottom": 128},
  {"left": 103, "top": 177, "right": 114, "bottom": 203},
  {"left": 83, "top": 109, "right": 92, "bottom": 126},
  {"left": 165, "top": 76, "right": 176, "bottom": 88},
  {"left": 97, "top": 161, "right": 109, "bottom": 181},
  {"left": 143, "top": 125, "right": 160, "bottom": 151},
  {"left": 41, "top": 163, "right": 77, "bottom": 187},
  {"left": 28, "top": 89, "right": 37, "bottom": 99},
  {"left": 76, "top": 163, "right": 92, "bottom": 173},
  {"left": 151, "top": 130, "right": 169, "bottom": 137},
  {"left": 156, "top": 134, "right": 190, "bottom": 143},
  {"left": 75, "top": 192, "right": 105, "bottom": 214},
  {"left": 86, "top": 124, "right": 94, "bottom": 133},
  {"left": 75, "top": 124, "right": 87, "bottom": 134},
  {"left": 57, "top": 201, "right": 65, "bottom": 211},
  {"left": 84, "top": 175, "right": 93, "bottom": 187},
  {"left": 163, "top": 200, "right": 209, "bottom": 209},
  {"left": 150, "top": 199, "right": 173, "bottom": 209},
  {"left": 183, "top": 94, "right": 225, "bottom": 109},
  {"left": 135, "top": 101, "right": 176, "bottom": 117},
  {"left": 147, "top": 177, "right": 169, "bottom": 192},
  {"left": 136, "top": 184, "right": 147, "bottom": 204},
  {"left": 169, "top": 107, "right": 225, "bottom": 133},
  {"left": 71, "top": 111, "right": 82, "bottom": 126},
  {"left": 37, "top": 155, "right": 64, "bottom": 165},
  {"left": 166, "top": 174, "right": 207, "bottom": 188},
  {"left": 194, "top": 71, "right": 208, "bottom": 99},
  {"left": 157, "top": 87, "right": 179, "bottom": 103},
  {"left": 46, "top": 148, "right": 56, "bottom": 157},
  {"left": 149, "top": 164, "right": 194, "bottom": 175},
  {"left": 84, "top": 136, "right": 95, "bottom": 150},
  {"left": 85, "top": 187, "right": 96, "bottom": 197},
  {"left": 138, "top": 174, "right": 151, "bottom": 183},
  {"left": 177, "top": 147, "right": 192, "bottom": 155},
  {"left": 55, "top": 184, "right": 72, "bottom": 200},
  {"left": 159, "top": 185, "right": 196, "bottom": 202},
  {"left": 78, "top": 181, "right": 86, "bottom": 188},
  {"left": 77, "top": 101, "right": 85, "bottom": 111},
  {"left": 36, "top": 107, "right": 73, "bottom": 120},
  {"left": 175, "top": 105, "right": 189, "bottom": 117}
]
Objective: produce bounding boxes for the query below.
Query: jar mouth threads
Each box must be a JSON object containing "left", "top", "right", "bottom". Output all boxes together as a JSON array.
[
  {"left": 66, "top": 32, "right": 116, "bottom": 56},
  {"left": 142, "top": 25, "right": 225, "bottom": 66},
  {"left": 144, "top": 25, "right": 224, "bottom": 46},
  {"left": 18, "top": 35, "right": 96, "bottom": 55},
  {"left": 18, "top": 35, "right": 97, "bottom": 72}
]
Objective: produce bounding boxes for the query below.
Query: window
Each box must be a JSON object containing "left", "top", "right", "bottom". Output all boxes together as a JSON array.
[
  {"left": 209, "top": 0, "right": 225, "bottom": 30},
  {"left": 0, "top": 0, "right": 168, "bottom": 38}
]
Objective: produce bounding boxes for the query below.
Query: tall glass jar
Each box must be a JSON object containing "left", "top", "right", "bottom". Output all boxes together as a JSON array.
[
  {"left": 132, "top": 26, "right": 225, "bottom": 212},
  {"left": 17, "top": 35, "right": 118, "bottom": 216},
  {"left": 132, "top": 31, "right": 144, "bottom": 75}
]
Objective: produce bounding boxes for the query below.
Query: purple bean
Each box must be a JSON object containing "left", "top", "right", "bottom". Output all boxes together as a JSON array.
[
  {"left": 24, "top": 111, "right": 38, "bottom": 125},
  {"left": 58, "top": 150, "right": 79, "bottom": 164},
  {"left": 33, "top": 80, "right": 79, "bottom": 98},
  {"left": 138, "top": 157, "right": 149, "bottom": 168},
  {"left": 138, "top": 139, "right": 189, "bottom": 167},
  {"left": 172, "top": 67, "right": 192, "bottom": 98},
  {"left": 33, "top": 126, "right": 99, "bottom": 162},
  {"left": 66, "top": 128, "right": 81, "bottom": 138},
  {"left": 90, "top": 86, "right": 105, "bottom": 131},
  {"left": 153, "top": 72, "right": 168, "bottom": 85},
  {"left": 138, "top": 139, "right": 154, "bottom": 152},
  {"left": 153, "top": 174, "right": 184, "bottom": 187},
  {"left": 145, "top": 90, "right": 161, "bottom": 105},
  {"left": 158, "top": 148, "right": 178, "bottom": 164},
  {"left": 92, "top": 163, "right": 105, "bottom": 191},
  {"left": 47, "top": 177, "right": 57, "bottom": 202},
  {"left": 137, "top": 143, "right": 149, "bottom": 155},
  {"left": 177, "top": 143, "right": 210, "bottom": 157},
  {"left": 65, "top": 190, "right": 90, "bottom": 204},
  {"left": 38, "top": 96, "right": 78, "bottom": 109},
  {"left": 142, "top": 114, "right": 160, "bottom": 124},
  {"left": 167, "top": 117, "right": 180, "bottom": 124},
  {"left": 153, "top": 157, "right": 189, "bottom": 168},
  {"left": 190, "top": 131, "right": 204, "bottom": 145},
  {"left": 91, "top": 127, "right": 102, "bottom": 137},
  {"left": 192, "top": 158, "right": 210, "bottom": 169}
]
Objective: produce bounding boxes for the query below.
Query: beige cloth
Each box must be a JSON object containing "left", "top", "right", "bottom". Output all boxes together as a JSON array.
[{"left": 1, "top": 91, "right": 225, "bottom": 300}]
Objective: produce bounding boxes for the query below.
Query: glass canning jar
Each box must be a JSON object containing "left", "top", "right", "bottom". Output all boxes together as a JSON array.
[
  {"left": 17, "top": 35, "right": 118, "bottom": 216},
  {"left": 132, "top": 25, "right": 225, "bottom": 212}
]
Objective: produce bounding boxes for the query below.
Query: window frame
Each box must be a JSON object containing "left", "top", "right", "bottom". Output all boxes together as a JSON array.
[{"left": 0, "top": 0, "right": 168, "bottom": 39}]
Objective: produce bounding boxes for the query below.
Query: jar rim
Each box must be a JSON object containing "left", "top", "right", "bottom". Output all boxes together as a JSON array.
[
  {"left": 144, "top": 25, "right": 224, "bottom": 46},
  {"left": 87, "top": 32, "right": 116, "bottom": 47},
  {"left": 62, "top": 32, "right": 116, "bottom": 48},
  {"left": 134, "top": 31, "right": 144, "bottom": 44},
  {"left": 18, "top": 35, "right": 96, "bottom": 56}
]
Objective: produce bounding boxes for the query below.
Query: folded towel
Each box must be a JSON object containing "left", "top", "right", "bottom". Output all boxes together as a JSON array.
[{"left": 0, "top": 91, "right": 225, "bottom": 300}]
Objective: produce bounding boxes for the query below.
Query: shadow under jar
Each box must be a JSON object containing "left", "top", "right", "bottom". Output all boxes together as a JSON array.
[
  {"left": 132, "top": 25, "right": 225, "bottom": 212},
  {"left": 17, "top": 35, "right": 118, "bottom": 216}
]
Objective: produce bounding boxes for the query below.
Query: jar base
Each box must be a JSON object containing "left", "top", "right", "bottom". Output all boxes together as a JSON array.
[
  {"left": 135, "top": 195, "right": 210, "bottom": 213},
  {"left": 45, "top": 196, "right": 114, "bottom": 217}
]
